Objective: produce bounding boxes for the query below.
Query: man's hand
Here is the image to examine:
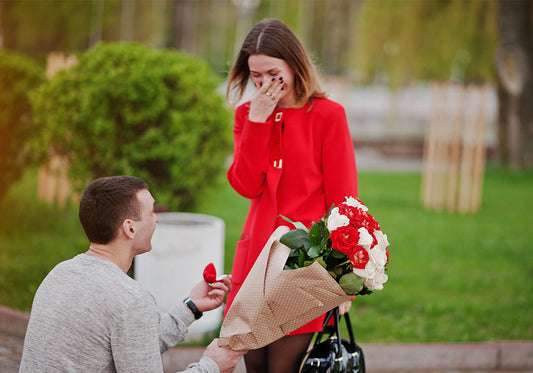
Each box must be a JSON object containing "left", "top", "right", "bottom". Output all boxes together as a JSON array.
[
  {"left": 188, "top": 275, "right": 232, "bottom": 313},
  {"left": 203, "top": 339, "right": 247, "bottom": 373}
]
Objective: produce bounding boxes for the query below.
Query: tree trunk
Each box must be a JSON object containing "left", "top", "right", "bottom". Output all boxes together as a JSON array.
[{"left": 496, "top": 0, "right": 533, "bottom": 169}]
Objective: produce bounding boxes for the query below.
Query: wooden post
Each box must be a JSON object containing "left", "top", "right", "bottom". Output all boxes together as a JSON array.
[
  {"left": 421, "top": 82, "right": 487, "bottom": 213},
  {"left": 38, "top": 53, "right": 77, "bottom": 207},
  {"left": 445, "top": 84, "right": 464, "bottom": 212},
  {"left": 421, "top": 82, "right": 444, "bottom": 209},
  {"left": 469, "top": 86, "right": 487, "bottom": 212}
]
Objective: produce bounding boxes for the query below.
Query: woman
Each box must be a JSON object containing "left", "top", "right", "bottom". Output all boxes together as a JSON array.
[{"left": 224, "top": 18, "right": 358, "bottom": 373}]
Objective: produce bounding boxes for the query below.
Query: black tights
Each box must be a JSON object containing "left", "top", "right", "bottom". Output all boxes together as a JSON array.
[{"left": 244, "top": 333, "right": 313, "bottom": 373}]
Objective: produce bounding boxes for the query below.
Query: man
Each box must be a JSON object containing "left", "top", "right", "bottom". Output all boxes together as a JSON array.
[{"left": 20, "top": 176, "right": 245, "bottom": 372}]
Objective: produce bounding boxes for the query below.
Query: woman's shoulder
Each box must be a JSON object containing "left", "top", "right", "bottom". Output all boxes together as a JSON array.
[
  {"left": 313, "top": 96, "right": 343, "bottom": 108},
  {"left": 307, "top": 97, "right": 346, "bottom": 118}
]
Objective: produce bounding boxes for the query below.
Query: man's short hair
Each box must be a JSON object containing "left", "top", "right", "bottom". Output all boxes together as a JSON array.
[{"left": 79, "top": 176, "right": 149, "bottom": 244}]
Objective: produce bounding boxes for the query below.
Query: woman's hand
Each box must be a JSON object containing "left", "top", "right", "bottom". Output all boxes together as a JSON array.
[
  {"left": 338, "top": 300, "right": 352, "bottom": 315},
  {"left": 248, "top": 77, "right": 285, "bottom": 122}
]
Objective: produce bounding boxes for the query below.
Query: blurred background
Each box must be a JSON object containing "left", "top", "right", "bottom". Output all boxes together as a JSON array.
[
  {"left": 0, "top": 1, "right": 532, "bottom": 370},
  {"left": 2, "top": 0, "right": 532, "bottom": 176}
]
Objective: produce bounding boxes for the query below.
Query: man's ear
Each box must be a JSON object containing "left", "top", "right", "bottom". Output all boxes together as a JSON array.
[{"left": 122, "top": 219, "right": 135, "bottom": 239}]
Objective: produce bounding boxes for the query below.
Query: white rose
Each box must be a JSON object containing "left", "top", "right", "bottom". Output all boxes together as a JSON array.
[
  {"left": 374, "top": 230, "right": 390, "bottom": 250},
  {"left": 362, "top": 261, "right": 388, "bottom": 290},
  {"left": 352, "top": 267, "right": 368, "bottom": 279},
  {"left": 369, "top": 231, "right": 389, "bottom": 267},
  {"left": 326, "top": 207, "right": 349, "bottom": 232},
  {"left": 368, "top": 245, "right": 388, "bottom": 267},
  {"left": 357, "top": 227, "right": 373, "bottom": 249},
  {"left": 353, "top": 261, "right": 388, "bottom": 290},
  {"left": 344, "top": 196, "right": 368, "bottom": 212}
]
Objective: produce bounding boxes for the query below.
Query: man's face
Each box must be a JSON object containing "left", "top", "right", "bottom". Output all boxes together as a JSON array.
[{"left": 132, "top": 189, "right": 158, "bottom": 255}]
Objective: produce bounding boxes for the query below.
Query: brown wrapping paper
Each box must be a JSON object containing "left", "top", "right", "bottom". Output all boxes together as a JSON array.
[{"left": 219, "top": 226, "right": 353, "bottom": 350}]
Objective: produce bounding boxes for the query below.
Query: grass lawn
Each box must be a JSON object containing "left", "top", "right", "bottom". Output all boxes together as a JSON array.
[{"left": 1, "top": 166, "right": 532, "bottom": 343}]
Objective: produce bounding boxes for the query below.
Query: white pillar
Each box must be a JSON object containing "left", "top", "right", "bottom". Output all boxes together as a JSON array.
[{"left": 135, "top": 212, "right": 225, "bottom": 335}]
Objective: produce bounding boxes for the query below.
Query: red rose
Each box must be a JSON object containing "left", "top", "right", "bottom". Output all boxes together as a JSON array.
[
  {"left": 350, "top": 246, "right": 369, "bottom": 269},
  {"left": 339, "top": 205, "right": 361, "bottom": 225},
  {"left": 339, "top": 204, "right": 375, "bottom": 231},
  {"left": 330, "top": 225, "right": 359, "bottom": 256}
]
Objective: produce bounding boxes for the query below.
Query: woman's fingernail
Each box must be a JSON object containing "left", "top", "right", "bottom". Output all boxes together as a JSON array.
[
  {"left": 279, "top": 76, "right": 283, "bottom": 80},
  {"left": 281, "top": 87, "right": 284, "bottom": 91},
  {"left": 271, "top": 77, "right": 275, "bottom": 81}
]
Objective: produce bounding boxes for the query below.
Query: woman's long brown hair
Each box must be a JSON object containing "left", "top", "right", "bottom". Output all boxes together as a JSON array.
[{"left": 226, "top": 18, "right": 326, "bottom": 108}]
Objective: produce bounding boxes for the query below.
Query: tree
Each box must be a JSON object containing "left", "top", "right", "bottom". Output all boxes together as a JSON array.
[
  {"left": 30, "top": 42, "right": 232, "bottom": 211},
  {"left": 354, "top": 0, "right": 497, "bottom": 85},
  {"left": 0, "top": 49, "right": 45, "bottom": 206},
  {"left": 0, "top": 0, "right": 120, "bottom": 59},
  {"left": 496, "top": 0, "right": 533, "bottom": 169}
]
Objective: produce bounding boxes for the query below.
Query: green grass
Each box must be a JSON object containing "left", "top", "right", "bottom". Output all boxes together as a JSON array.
[{"left": 1, "top": 166, "right": 532, "bottom": 343}]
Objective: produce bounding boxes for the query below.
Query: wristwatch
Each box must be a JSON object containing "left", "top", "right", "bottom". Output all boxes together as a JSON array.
[{"left": 183, "top": 297, "right": 203, "bottom": 319}]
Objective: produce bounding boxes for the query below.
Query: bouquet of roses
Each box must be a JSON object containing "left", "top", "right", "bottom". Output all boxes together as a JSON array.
[
  {"left": 281, "top": 196, "right": 389, "bottom": 295},
  {"left": 218, "top": 196, "right": 389, "bottom": 350}
]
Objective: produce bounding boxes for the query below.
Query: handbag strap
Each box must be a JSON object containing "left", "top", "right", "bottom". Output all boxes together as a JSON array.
[
  {"left": 313, "top": 307, "right": 343, "bottom": 359},
  {"left": 343, "top": 310, "right": 356, "bottom": 345},
  {"left": 314, "top": 307, "right": 359, "bottom": 349}
]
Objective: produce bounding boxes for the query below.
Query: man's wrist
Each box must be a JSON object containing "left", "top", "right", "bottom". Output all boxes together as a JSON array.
[{"left": 183, "top": 297, "right": 203, "bottom": 320}]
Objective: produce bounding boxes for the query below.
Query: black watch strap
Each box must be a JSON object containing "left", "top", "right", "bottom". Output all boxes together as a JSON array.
[{"left": 183, "top": 297, "right": 203, "bottom": 319}]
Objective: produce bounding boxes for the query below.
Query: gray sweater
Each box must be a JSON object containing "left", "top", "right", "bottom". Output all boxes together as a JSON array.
[{"left": 19, "top": 254, "right": 219, "bottom": 372}]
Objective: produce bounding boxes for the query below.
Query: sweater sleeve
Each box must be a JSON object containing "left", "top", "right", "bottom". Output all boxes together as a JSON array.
[
  {"left": 111, "top": 294, "right": 166, "bottom": 372},
  {"left": 159, "top": 301, "right": 195, "bottom": 353},
  {"left": 182, "top": 357, "right": 220, "bottom": 373},
  {"left": 160, "top": 303, "right": 220, "bottom": 373},
  {"left": 227, "top": 104, "right": 271, "bottom": 199},
  {"left": 112, "top": 299, "right": 220, "bottom": 373}
]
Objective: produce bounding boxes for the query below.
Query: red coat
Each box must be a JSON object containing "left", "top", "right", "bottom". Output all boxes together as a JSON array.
[{"left": 225, "top": 97, "right": 358, "bottom": 334}]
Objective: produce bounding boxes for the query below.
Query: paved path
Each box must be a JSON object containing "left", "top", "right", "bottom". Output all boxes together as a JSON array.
[{"left": 0, "top": 330, "right": 24, "bottom": 373}]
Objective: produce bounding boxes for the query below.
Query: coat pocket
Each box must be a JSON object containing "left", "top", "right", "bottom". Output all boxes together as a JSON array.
[{"left": 230, "top": 238, "right": 250, "bottom": 286}]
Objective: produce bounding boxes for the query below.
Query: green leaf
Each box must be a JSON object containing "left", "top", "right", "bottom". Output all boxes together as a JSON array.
[
  {"left": 308, "top": 244, "right": 325, "bottom": 258},
  {"left": 316, "top": 257, "right": 327, "bottom": 268},
  {"left": 280, "top": 229, "right": 311, "bottom": 250},
  {"left": 288, "top": 248, "right": 300, "bottom": 258},
  {"left": 303, "top": 259, "right": 316, "bottom": 267},
  {"left": 280, "top": 215, "right": 309, "bottom": 233},
  {"left": 331, "top": 249, "right": 346, "bottom": 259},
  {"left": 339, "top": 272, "right": 365, "bottom": 295},
  {"left": 298, "top": 250, "right": 307, "bottom": 267},
  {"left": 309, "top": 223, "right": 323, "bottom": 246}
]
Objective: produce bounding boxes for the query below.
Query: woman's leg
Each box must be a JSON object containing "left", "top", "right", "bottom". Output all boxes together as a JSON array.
[
  {"left": 244, "top": 346, "right": 268, "bottom": 373},
  {"left": 267, "top": 333, "right": 313, "bottom": 373}
]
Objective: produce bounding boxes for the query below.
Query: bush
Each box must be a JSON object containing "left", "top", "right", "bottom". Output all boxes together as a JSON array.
[
  {"left": 30, "top": 42, "right": 232, "bottom": 211},
  {"left": 0, "top": 49, "right": 45, "bottom": 206}
]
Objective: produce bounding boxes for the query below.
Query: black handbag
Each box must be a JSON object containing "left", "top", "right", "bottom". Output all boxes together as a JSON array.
[{"left": 299, "top": 307, "right": 365, "bottom": 373}]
